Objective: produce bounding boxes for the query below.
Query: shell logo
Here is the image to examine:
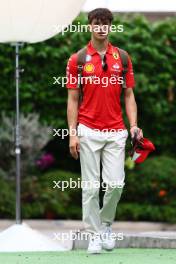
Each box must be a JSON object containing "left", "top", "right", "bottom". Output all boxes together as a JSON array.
[{"left": 84, "top": 63, "right": 95, "bottom": 73}]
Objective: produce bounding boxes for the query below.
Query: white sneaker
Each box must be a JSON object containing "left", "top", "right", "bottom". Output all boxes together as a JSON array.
[
  {"left": 101, "top": 226, "right": 116, "bottom": 251},
  {"left": 87, "top": 234, "right": 102, "bottom": 254}
]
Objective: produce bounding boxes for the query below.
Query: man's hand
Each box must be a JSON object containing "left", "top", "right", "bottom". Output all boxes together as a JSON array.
[
  {"left": 69, "top": 136, "right": 80, "bottom": 160},
  {"left": 130, "top": 126, "right": 143, "bottom": 140}
]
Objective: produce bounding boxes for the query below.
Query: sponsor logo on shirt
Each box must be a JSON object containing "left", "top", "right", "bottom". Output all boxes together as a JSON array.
[
  {"left": 112, "top": 63, "right": 120, "bottom": 69},
  {"left": 113, "top": 52, "right": 119, "bottom": 60},
  {"left": 84, "top": 63, "right": 95, "bottom": 73}
]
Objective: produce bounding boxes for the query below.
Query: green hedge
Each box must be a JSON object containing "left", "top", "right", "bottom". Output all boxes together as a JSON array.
[
  {"left": 123, "top": 156, "right": 176, "bottom": 206},
  {"left": 117, "top": 203, "right": 176, "bottom": 223},
  {"left": 21, "top": 170, "right": 82, "bottom": 219},
  {"left": 1, "top": 156, "right": 176, "bottom": 222},
  {"left": 0, "top": 177, "right": 15, "bottom": 218},
  {"left": 117, "top": 156, "right": 176, "bottom": 223},
  {"left": 0, "top": 14, "right": 176, "bottom": 155}
]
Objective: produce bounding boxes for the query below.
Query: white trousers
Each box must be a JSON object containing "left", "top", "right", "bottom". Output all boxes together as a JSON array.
[{"left": 78, "top": 124, "right": 128, "bottom": 234}]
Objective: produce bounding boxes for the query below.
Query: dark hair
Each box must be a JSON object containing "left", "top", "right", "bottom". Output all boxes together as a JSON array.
[{"left": 88, "top": 8, "right": 113, "bottom": 25}]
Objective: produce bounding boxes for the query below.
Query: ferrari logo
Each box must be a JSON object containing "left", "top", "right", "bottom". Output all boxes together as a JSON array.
[
  {"left": 84, "top": 63, "right": 95, "bottom": 73},
  {"left": 113, "top": 52, "right": 119, "bottom": 60}
]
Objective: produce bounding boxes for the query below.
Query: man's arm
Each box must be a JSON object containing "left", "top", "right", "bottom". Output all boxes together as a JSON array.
[
  {"left": 124, "top": 88, "right": 143, "bottom": 139},
  {"left": 67, "top": 89, "right": 80, "bottom": 159}
]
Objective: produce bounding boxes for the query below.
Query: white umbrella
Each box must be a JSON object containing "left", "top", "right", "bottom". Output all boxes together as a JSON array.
[
  {"left": 0, "top": 0, "right": 85, "bottom": 43},
  {"left": 0, "top": 0, "right": 85, "bottom": 252}
]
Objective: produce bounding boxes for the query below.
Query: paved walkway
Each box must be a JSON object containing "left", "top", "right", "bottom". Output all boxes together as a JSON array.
[{"left": 0, "top": 220, "right": 176, "bottom": 249}]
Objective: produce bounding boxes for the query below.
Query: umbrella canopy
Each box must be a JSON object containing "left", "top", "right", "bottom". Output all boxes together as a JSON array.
[{"left": 0, "top": 0, "right": 85, "bottom": 43}]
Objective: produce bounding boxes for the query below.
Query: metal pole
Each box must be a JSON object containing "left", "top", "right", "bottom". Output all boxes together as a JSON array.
[{"left": 14, "top": 42, "right": 23, "bottom": 224}]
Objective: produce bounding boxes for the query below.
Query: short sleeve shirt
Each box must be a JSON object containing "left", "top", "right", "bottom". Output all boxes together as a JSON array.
[{"left": 66, "top": 41, "right": 135, "bottom": 130}]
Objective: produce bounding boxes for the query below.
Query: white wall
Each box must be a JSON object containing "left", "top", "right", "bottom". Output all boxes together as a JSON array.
[{"left": 82, "top": 0, "right": 176, "bottom": 12}]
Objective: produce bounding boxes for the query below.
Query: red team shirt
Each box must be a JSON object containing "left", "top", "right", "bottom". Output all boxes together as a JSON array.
[{"left": 66, "top": 41, "right": 135, "bottom": 131}]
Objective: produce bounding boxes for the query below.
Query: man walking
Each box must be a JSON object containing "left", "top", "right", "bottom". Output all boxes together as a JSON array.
[{"left": 66, "top": 8, "right": 143, "bottom": 253}]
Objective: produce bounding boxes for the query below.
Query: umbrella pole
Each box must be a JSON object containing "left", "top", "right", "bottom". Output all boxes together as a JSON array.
[
  {"left": 14, "top": 42, "right": 23, "bottom": 224},
  {"left": 0, "top": 43, "right": 66, "bottom": 253}
]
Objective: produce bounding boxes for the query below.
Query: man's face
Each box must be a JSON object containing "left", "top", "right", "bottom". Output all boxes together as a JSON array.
[{"left": 89, "top": 19, "right": 111, "bottom": 40}]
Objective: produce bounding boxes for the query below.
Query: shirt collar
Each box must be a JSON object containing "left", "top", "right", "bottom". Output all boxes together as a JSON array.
[{"left": 87, "top": 41, "right": 113, "bottom": 55}]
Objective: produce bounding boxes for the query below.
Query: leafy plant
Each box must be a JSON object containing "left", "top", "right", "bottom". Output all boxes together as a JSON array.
[{"left": 0, "top": 112, "right": 51, "bottom": 179}]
